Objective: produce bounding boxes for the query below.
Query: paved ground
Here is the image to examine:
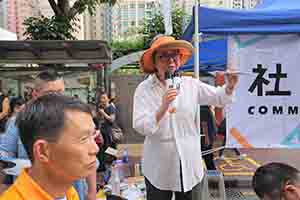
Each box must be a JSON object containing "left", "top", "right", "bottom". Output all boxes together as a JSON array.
[
  {"left": 240, "top": 148, "right": 300, "bottom": 168},
  {"left": 216, "top": 148, "right": 300, "bottom": 184},
  {"left": 117, "top": 144, "right": 300, "bottom": 183},
  {"left": 117, "top": 144, "right": 300, "bottom": 199}
]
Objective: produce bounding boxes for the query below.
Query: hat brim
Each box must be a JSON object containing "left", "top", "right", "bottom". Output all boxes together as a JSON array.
[{"left": 140, "top": 40, "right": 193, "bottom": 74}]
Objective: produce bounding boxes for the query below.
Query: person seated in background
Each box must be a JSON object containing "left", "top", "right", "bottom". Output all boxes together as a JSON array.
[
  {"left": 252, "top": 162, "right": 300, "bottom": 200},
  {"left": 0, "top": 93, "right": 99, "bottom": 200}
]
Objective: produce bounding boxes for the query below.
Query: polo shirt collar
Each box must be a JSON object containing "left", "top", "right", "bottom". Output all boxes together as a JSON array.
[{"left": 15, "top": 168, "right": 72, "bottom": 200}]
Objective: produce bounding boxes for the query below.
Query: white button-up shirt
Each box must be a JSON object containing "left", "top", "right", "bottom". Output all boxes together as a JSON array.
[{"left": 133, "top": 74, "right": 234, "bottom": 192}]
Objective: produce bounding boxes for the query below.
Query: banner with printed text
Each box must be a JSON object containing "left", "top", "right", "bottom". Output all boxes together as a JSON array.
[{"left": 227, "top": 34, "right": 300, "bottom": 148}]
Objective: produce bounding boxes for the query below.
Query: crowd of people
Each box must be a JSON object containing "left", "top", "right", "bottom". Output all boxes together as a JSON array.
[
  {"left": 0, "top": 71, "right": 122, "bottom": 200},
  {"left": 0, "top": 35, "right": 299, "bottom": 200}
]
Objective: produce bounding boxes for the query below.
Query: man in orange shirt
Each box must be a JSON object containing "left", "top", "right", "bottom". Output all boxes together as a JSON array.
[{"left": 0, "top": 93, "right": 99, "bottom": 200}]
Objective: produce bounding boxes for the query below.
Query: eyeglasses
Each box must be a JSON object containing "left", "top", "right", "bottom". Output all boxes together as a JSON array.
[{"left": 158, "top": 52, "right": 180, "bottom": 62}]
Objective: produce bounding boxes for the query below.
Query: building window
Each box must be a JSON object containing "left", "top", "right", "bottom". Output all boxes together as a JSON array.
[
  {"left": 123, "top": 21, "right": 128, "bottom": 26},
  {"left": 130, "top": 3, "right": 135, "bottom": 8},
  {"left": 138, "top": 4, "right": 144, "bottom": 8},
  {"left": 146, "top": 2, "right": 153, "bottom": 9},
  {"left": 130, "top": 21, "right": 135, "bottom": 26},
  {"left": 128, "top": 11, "right": 135, "bottom": 18},
  {"left": 138, "top": 10, "right": 144, "bottom": 18}
]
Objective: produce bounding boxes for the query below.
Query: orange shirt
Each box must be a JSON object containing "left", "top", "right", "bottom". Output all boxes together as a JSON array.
[{"left": 0, "top": 168, "right": 79, "bottom": 200}]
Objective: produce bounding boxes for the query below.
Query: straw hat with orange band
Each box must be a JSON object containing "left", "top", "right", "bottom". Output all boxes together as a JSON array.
[{"left": 140, "top": 35, "right": 194, "bottom": 74}]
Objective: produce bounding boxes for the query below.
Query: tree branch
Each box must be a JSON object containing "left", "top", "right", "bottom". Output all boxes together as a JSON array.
[
  {"left": 68, "top": 0, "right": 85, "bottom": 19},
  {"left": 58, "top": 0, "right": 69, "bottom": 15},
  {"left": 48, "top": 0, "right": 62, "bottom": 16}
]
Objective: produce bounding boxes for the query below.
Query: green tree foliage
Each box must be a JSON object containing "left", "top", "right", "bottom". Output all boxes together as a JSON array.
[
  {"left": 111, "top": 6, "right": 188, "bottom": 74},
  {"left": 111, "top": 38, "right": 144, "bottom": 59},
  {"left": 112, "top": 6, "right": 187, "bottom": 59},
  {"left": 23, "top": 15, "right": 77, "bottom": 40},
  {"left": 24, "top": 0, "right": 116, "bottom": 40},
  {"left": 142, "top": 6, "right": 188, "bottom": 48}
]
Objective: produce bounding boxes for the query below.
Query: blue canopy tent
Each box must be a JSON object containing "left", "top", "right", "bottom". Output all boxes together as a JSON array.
[
  {"left": 180, "top": 38, "right": 227, "bottom": 72},
  {"left": 180, "top": 0, "right": 300, "bottom": 73}
]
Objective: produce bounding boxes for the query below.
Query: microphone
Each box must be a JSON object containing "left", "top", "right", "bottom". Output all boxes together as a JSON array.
[
  {"left": 164, "top": 70, "right": 173, "bottom": 88},
  {"left": 165, "top": 70, "right": 181, "bottom": 113}
]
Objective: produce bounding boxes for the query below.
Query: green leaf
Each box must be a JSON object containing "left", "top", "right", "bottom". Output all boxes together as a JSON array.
[
  {"left": 23, "top": 0, "right": 118, "bottom": 40},
  {"left": 140, "top": 6, "right": 190, "bottom": 48}
]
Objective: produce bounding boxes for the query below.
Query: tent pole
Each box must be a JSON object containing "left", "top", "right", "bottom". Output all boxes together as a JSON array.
[
  {"left": 194, "top": 0, "right": 200, "bottom": 80},
  {"left": 193, "top": 0, "right": 201, "bottom": 139},
  {"left": 192, "top": 0, "right": 207, "bottom": 199},
  {"left": 193, "top": 3, "right": 203, "bottom": 199}
]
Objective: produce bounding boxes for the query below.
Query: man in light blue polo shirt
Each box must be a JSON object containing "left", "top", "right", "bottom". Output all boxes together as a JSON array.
[{"left": 0, "top": 70, "right": 98, "bottom": 200}]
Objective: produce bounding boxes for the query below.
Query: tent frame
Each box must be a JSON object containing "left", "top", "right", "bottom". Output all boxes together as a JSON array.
[
  {"left": 0, "top": 40, "right": 112, "bottom": 96},
  {"left": 0, "top": 40, "right": 111, "bottom": 65},
  {"left": 0, "top": 40, "right": 111, "bottom": 81}
]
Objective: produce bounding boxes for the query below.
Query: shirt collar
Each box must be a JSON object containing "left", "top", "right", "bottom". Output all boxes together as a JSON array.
[
  {"left": 55, "top": 196, "right": 67, "bottom": 200},
  {"left": 14, "top": 168, "right": 73, "bottom": 200},
  {"left": 150, "top": 74, "right": 165, "bottom": 89}
]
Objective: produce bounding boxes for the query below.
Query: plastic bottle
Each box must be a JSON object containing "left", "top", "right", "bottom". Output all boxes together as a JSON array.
[
  {"left": 110, "top": 162, "right": 121, "bottom": 196},
  {"left": 116, "top": 159, "right": 126, "bottom": 181},
  {"left": 134, "top": 163, "right": 141, "bottom": 177},
  {"left": 122, "top": 148, "right": 129, "bottom": 163}
]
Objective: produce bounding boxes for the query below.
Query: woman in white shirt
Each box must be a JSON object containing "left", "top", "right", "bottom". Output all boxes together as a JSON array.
[{"left": 133, "top": 35, "right": 239, "bottom": 200}]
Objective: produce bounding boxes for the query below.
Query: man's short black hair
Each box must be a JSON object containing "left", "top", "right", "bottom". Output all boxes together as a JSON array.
[
  {"left": 10, "top": 97, "right": 25, "bottom": 112},
  {"left": 16, "top": 93, "right": 92, "bottom": 161},
  {"left": 252, "top": 162, "right": 300, "bottom": 199}
]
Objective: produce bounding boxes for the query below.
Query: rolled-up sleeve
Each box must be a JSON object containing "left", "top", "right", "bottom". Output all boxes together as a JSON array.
[
  {"left": 133, "top": 85, "right": 164, "bottom": 136},
  {"left": 197, "top": 80, "right": 235, "bottom": 107}
]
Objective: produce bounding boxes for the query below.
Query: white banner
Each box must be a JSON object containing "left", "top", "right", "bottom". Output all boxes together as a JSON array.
[{"left": 227, "top": 34, "right": 300, "bottom": 148}]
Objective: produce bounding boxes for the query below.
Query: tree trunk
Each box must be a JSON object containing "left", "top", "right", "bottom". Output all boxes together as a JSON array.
[
  {"left": 58, "top": 0, "right": 70, "bottom": 17},
  {"left": 48, "top": 0, "right": 62, "bottom": 16},
  {"left": 68, "top": 0, "right": 84, "bottom": 19}
]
